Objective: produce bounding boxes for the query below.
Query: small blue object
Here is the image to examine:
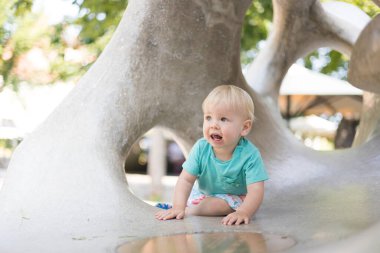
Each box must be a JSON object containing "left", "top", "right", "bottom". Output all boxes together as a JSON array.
[{"left": 155, "top": 203, "right": 173, "bottom": 210}]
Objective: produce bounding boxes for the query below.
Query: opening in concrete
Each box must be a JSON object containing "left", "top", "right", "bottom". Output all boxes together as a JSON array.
[
  {"left": 125, "top": 127, "right": 185, "bottom": 205},
  {"left": 116, "top": 232, "right": 296, "bottom": 253},
  {"left": 278, "top": 48, "right": 363, "bottom": 150}
]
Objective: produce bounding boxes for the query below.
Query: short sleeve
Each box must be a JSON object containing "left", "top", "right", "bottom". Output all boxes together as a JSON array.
[
  {"left": 182, "top": 139, "right": 202, "bottom": 177},
  {"left": 245, "top": 152, "right": 269, "bottom": 185}
]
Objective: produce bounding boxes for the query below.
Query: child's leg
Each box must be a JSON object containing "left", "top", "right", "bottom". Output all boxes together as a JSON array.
[
  {"left": 186, "top": 197, "right": 233, "bottom": 216},
  {"left": 186, "top": 186, "right": 245, "bottom": 217}
]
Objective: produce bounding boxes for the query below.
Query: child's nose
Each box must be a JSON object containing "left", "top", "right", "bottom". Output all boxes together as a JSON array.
[{"left": 211, "top": 120, "right": 219, "bottom": 128}]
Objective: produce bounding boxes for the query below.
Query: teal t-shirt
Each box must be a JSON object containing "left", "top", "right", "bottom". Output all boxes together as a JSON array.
[{"left": 183, "top": 137, "right": 268, "bottom": 195}]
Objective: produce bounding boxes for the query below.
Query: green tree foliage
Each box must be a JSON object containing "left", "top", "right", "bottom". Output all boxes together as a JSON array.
[
  {"left": 240, "top": 0, "right": 273, "bottom": 66},
  {"left": 71, "top": 0, "right": 127, "bottom": 50},
  {"left": 0, "top": 0, "right": 33, "bottom": 89},
  {"left": 48, "top": 21, "right": 97, "bottom": 83},
  {"left": 0, "top": 0, "right": 99, "bottom": 90},
  {"left": 336, "top": 0, "right": 380, "bottom": 17}
]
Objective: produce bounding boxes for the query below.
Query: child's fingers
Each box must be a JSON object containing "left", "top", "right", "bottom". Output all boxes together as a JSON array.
[
  {"left": 222, "top": 215, "right": 235, "bottom": 225},
  {"left": 161, "top": 211, "right": 175, "bottom": 220},
  {"left": 155, "top": 211, "right": 164, "bottom": 218},
  {"left": 227, "top": 216, "right": 238, "bottom": 225},
  {"left": 156, "top": 210, "right": 180, "bottom": 220},
  {"left": 234, "top": 217, "right": 244, "bottom": 225},
  {"left": 155, "top": 211, "right": 170, "bottom": 220},
  {"left": 222, "top": 214, "right": 233, "bottom": 225},
  {"left": 176, "top": 211, "right": 185, "bottom": 220},
  {"left": 222, "top": 214, "right": 249, "bottom": 225},
  {"left": 155, "top": 210, "right": 169, "bottom": 218},
  {"left": 162, "top": 214, "right": 174, "bottom": 220},
  {"left": 233, "top": 216, "right": 249, "bottom": 225}
]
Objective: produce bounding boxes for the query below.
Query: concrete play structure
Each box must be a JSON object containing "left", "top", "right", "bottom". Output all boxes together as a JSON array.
[{"left": 0, "top": 0, "right": 379, "bottom": 252}]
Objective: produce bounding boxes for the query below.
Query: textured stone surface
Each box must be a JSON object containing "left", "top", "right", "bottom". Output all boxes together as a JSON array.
[
  {"left": 352, "top": 91, "right": 380, "bottom": 146},
  {"left": 349, "top": 15, "right": 380, "bottom": 147},
  {"left": 0, "top": 0, "right": 379, "bottom": 253},
  {"left": 245, "top": 1, "right": 367, "bottom": 98},
  {"left": 349, "top": 15, "right": 380, "bottom": 93}
]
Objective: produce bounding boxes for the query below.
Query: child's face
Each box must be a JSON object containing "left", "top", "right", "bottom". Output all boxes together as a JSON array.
[{"left": 203, "top": 103, "right": 252, "bottom": 154}]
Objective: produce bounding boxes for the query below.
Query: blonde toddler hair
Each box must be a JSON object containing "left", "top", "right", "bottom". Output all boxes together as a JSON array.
[{"left": 202, "top": 84, "right": 255, "bottom": 121}]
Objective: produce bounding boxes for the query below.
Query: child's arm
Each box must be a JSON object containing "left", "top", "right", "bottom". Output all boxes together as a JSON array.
[
  {"left": 155, "top": 170, "right": 196, "bottom": 220},
  {"left": 221, "top": 181, "right": 264, "bottom": 225}
]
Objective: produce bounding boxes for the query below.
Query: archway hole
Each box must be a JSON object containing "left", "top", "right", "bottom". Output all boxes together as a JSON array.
[
  {"left": 278, "top": 48, "right": 363, "bottom": 151},
  {"left": 124, "top": 127, "right": 186, "bottom": 205}
]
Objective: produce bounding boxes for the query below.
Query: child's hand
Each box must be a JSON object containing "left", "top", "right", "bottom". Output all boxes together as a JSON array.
[
  {"left": 155, "top": 208, "right": 185, "bottom": 221},
  {"left": 221, "top": 210, "right": 250, "bottom": 225}
]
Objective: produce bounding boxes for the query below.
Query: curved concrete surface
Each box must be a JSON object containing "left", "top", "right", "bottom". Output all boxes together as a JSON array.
[
  {"left": 349, "top": 15, "right": 380, "bottom": 148},
  {"left": 245, "top": 0, "right": 368, "bottom": 98},
  {"left": 349, "top": 15, "right": 380, "bottom": 94},
  {"left": 0, "top": 0, "right": 379, "bottom": 252}
]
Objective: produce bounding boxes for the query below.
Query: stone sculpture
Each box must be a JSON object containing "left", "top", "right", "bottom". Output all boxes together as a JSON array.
[{"left": 0, "top": 0, "right": 379, "bottom": 252}]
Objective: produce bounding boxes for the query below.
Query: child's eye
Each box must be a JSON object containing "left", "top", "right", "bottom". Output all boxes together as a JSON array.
[
  {"left": 221, "top": 117, "right": 228, "bottom": 122},
  {"left": 205, "top": 116, "right": 211, "bottom": 121}
]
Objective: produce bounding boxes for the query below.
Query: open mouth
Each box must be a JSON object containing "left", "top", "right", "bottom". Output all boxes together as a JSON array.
[{"left": 211, "top": 134, "right": 222, "bottom": 141}]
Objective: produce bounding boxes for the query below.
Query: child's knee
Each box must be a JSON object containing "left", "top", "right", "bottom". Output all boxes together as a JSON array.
[
  {"left": 203, "top": 197, "right": 233, "bottom": 214},
  {"left": 186, "top": 197, "right": 233, "bottom": 216}
]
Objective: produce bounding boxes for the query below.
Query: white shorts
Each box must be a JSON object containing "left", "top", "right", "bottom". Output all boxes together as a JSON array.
[{"left": 187, "top": 187, "right": 246, "bottom": 210}]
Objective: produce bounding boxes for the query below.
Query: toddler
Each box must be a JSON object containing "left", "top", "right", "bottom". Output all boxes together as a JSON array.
[{"left": 155, "top": 85, "right": 268, "bottom": 225}]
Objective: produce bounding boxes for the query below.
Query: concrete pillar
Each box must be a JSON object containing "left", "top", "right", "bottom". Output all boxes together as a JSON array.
[{"left": 147, "top": 128, "right": 166, "bottom": 200}]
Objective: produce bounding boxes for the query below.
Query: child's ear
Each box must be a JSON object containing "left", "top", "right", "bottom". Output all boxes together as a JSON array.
[{"left": 241, "top": 120, "right": 252, "bottom": 136}]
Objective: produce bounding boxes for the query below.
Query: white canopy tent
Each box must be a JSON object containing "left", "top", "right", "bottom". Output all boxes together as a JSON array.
[
  {"left": 278, "top": 64, "right": 363, "bottom": 119},
  {"left": 289, "top": 115, "right": 338, "bottom": 138},
  {"left": 280, "top": 64, "right": 362, "bottom": 96}
]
